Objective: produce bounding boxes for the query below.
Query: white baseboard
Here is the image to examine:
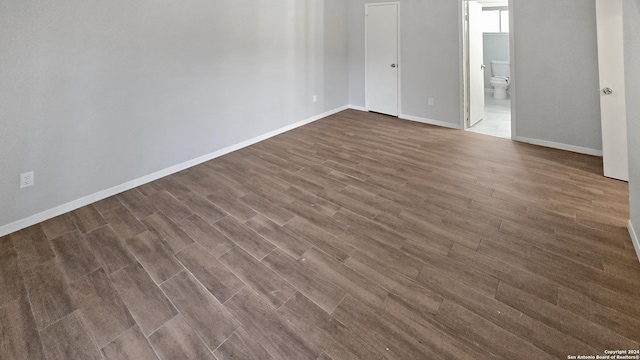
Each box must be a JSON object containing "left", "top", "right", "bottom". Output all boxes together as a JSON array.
[
  {"left": 515, "top": 136, "right": 603, "bottom": 157},
  {"left": 0, "top": 105, "right": 349, "bottom": 238},
  {"left": 629, "top": 220, "right": 640, "bottom": 264},
  {"left": 399, "top": 113, "right": 462, "bottom": 130},
  {"left": 346, "top": 107, "right": 461, "bottom": 130},
  {"left": 348, "top": 105, "right": 367, "bottom": 112}
]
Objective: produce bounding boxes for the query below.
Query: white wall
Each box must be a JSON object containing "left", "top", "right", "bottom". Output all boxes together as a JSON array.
[
  {"left": 348, "top": 0, "right": 462, "bottom": 127},
  {"left": 622, "top": 0, "right": 640, "bottom": 248},
  {"left": 512, "top": 0, "right": 603, "bottom": 152},
  {"left": 0, "top": 0, "right": 349, "bottom": 230},
  {"left": 483, "top": 33, "right": 510, "bottom": 89}
]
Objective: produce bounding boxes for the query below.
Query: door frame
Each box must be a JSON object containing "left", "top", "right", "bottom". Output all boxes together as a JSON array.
[
  {"left": 365, "top": 2, "right": 402, "bottom": 116},
  {"left": 459, "top": 0, "right": 517, "bottom": 139}
]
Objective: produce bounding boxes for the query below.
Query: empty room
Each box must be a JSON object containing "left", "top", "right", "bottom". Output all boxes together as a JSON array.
[{"left": 1, "top": 0, "right": 639, "bottom": 359}]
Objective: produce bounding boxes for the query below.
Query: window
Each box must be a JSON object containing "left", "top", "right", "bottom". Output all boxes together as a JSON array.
[
  {"left": 481, "top": 8, "right": 509, "bottom": 33},
  {"left": 500, "top": 10, "right": 510, "bottom": 32}
]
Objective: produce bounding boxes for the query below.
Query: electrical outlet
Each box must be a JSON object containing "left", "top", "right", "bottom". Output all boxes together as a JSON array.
[
  {"left": 20, "top": 172, "right": 34, "bottom": 189},
  {"left": 428, "top": 97, "right": 434, "bottom": 106},
  {"left": 313, "top": 95, "right": 317, "bottom": 103}
]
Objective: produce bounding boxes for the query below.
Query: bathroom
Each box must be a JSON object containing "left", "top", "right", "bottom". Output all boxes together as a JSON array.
[{"left": 465, "top": 0, "right": 512, "bottom": 139}]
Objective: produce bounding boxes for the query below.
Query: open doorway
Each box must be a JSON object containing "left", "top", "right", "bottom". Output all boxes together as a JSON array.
[{"left": 462, "top": 0, "right": 512, "bottom": 139}]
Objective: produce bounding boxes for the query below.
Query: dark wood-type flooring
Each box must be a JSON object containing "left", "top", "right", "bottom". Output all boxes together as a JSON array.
[{"left": 1, "top": 110, "right": 638, "bottom": 360}]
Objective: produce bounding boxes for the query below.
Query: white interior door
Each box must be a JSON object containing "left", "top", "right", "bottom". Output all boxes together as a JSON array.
[
  {"left": 366, "top": 3, "right": 399, "bottom": 116},
  {"left": 468, "top": 1, "right": 485, "bottom": 127},
  {"left": 596, "top": 0, "right": 628, "bottom": 181}
]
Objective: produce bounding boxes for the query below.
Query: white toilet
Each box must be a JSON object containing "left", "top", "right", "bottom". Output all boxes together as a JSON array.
[{"left": 490, "top": 60, "right": 510, "bottom": 100}]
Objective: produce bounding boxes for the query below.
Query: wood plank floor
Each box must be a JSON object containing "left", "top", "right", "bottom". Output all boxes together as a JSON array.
[{"left": 1, "top": 109, "right": 638, "bottom": 360}]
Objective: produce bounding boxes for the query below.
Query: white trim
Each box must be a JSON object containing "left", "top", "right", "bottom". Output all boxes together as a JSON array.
[
  {"left": 364, "top": 1, "right": 368, "bottom": 114},
  {"left": 628, "top": 220, "right": 640, "bottom": 264},
  {"left": 399, "top": 113, "right": 462, "bottom": 130},
  {"left": 364, "top": 2, "right": 401, "bottom": 117},
  {"left": 349, "top": 105, "right": 367, "bottom": 112},
  {"left": 0, "top": 105, "right": 349, "bottom": 238},
  {"left": 348, "top": 107, "right": 461, "bottom": 130},
  {"left": 515, "top": 136, "right": 604, "bottom": 156},
  {"left": 508, "top": 0, "right": 517, "bottom": 140},
  {"left": 459, "top": 0, "right": 466, "bottom": 130}
]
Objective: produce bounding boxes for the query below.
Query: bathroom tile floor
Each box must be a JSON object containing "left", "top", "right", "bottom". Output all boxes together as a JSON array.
[{"left": 468, "top": 90, "right": 511, "bottom": 138}]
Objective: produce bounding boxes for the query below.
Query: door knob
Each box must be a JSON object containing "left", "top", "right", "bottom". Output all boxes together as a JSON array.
[
  {"left": 391, "top": 64, "right": 397, "bottom": 68},
  {"left": 603, "top": 87, "right": 613, "bottom": 95},
  {"left": 481, "top": 64, "right": 486, "bottom": 69}
]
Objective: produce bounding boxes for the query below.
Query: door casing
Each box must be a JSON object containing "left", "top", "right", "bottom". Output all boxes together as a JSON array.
[
  {"left": 468, "top": 0, "right": 486, "bottom": 127},
  {"left": 460, "top": 0, "right": 516, "bottom": 138}
]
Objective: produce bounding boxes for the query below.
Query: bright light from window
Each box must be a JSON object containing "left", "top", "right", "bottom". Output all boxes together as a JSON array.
[
  {"left": 481, "top": 9, "right": 509, "bottom": 33},
  {"left": 501, "top": 10, "right": 510, "bottom": 32},
  {"left": 481, "top": 10, "right": 500, "bottom": 33}
]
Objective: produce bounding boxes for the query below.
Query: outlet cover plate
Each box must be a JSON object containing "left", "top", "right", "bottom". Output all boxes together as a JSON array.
[{"left": 20, "top": 172, "right": 34, "bottom": 189}]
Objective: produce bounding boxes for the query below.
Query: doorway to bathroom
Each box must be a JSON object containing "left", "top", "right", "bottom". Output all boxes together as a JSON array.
[{"left": 462, "top": 0, "right": 513, "bottom": 139}]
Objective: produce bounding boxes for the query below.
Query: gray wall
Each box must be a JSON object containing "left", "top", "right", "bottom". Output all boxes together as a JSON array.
[
  {"left": 348, "top": 0, "right": 462, "bottom": 126},
  {"left": 0, "top": 0, "right": 349, "bottom": 228},
  {"left": 623, "top": 0, "right": 640, "bottom": 237},
  {"left": 0, "top": 0, "right": 624, "bottom": 231},
  {"left": 483, "top": 33, "right": 510, "bottom": 89},
  {"left": 513, "top": 0, "right": 602, "bottom": 151}
]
